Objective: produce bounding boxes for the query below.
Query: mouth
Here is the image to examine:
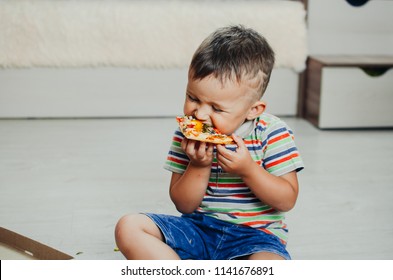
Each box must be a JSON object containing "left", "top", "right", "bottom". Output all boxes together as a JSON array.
[{"left": 188, "top": 115, "right": 213, "bottom": 126}]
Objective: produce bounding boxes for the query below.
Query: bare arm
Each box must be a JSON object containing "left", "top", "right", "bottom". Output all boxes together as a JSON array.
[
  {"left": 216, "top": 134, "right": 299, "bottom": 212},
  {"left": 169, "top": 139, "right": 213, "bottom": 213}
]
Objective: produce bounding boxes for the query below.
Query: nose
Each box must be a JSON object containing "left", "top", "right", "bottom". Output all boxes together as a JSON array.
[{"left": 194, "top": 104, "right": 210, "bottom": 121}]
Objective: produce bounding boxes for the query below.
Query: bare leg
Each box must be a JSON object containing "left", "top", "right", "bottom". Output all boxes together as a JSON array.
[
  {"left": 246, "top": 251, "right": 285, "bottom": 260},
  {"left": 115, "top": 214, "right": 180, "bottom": 260}
]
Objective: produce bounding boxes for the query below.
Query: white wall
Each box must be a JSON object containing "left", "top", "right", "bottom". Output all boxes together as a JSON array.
[{"left": 307, "top": 0, "right": 393, "bottom": 56}]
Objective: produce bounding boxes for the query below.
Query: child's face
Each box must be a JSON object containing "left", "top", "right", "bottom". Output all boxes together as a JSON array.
[{"left": 184, "top": 74, "right": 260, "bottom": 135}]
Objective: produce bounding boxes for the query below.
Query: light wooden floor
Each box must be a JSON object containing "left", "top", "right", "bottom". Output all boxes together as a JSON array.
[{"left": 0, "top": 117, "right": 392, "bottom": 260}]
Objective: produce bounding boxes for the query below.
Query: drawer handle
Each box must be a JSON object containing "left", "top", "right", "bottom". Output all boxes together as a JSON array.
[
  {"left": 345, "top": 0, "right": 369, "bottom": 7},
  {"left": 361, "top": 67, "right": 390, "bottom": 77}
]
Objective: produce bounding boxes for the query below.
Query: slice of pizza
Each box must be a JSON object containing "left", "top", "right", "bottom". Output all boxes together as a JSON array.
[{"left": 176, "top": 116, "right": 234, "bottom": 144}]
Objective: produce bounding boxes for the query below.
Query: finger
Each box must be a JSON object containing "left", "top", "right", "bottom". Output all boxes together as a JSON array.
[
  {"left": 231, "top": 134, "right": 245, "bottom": 149},
  {"left": 181, "top": 138, "right": 188, "bottom": 151},
  {"left": 216, "top": 155, "right": 229, "bottom": 172},
  {"left": 216, "top": 147, "right": 231, "bottom": 167},
  {"left": 206, "top": 143, "right": 214, "bottom": 156},
  {"left": 183, "top": 139, "right": 197, "bottom": 156},
  {"left": 196, "top": 141, "right": 207, "bottom": 159},
  {"left": 216, "top": 144, "right": 233, "bottom": 159}
]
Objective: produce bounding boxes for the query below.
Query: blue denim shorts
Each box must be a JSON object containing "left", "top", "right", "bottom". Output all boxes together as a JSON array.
[{"left": 144, "top": 212, "right": 290, "bottom": 260}]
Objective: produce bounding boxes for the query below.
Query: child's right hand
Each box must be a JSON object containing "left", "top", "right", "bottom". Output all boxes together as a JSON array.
[{"left": 181, "top": 138, "right": 214, "bottom": 168}]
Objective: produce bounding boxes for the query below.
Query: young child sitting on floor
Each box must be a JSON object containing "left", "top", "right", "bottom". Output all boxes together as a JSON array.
[{"left": 115, "top": 25, "right": 304, "bottom": 260}]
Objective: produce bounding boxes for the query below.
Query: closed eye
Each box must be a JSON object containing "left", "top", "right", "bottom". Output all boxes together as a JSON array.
[
  {"left": 212, "top": 106, "right": 224, "bottom": 113},
  {"left": 187, "top": 94, "right": 199, "bottom": 102}
]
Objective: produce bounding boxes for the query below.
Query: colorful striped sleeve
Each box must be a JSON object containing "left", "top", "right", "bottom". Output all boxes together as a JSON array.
[
  {"left": 164, "top": 129, "right": 189, "bottom": 174},
  {"left": 261, "top": 119, "right": 304, "bottom": 177}
]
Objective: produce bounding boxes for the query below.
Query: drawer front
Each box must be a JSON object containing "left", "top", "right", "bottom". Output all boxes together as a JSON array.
[
  {"left": 319, "top": 67, "right": 393, "bottom": 128},
  {"left": 308, "top": 0, "right": 393, "bottom": 55}
]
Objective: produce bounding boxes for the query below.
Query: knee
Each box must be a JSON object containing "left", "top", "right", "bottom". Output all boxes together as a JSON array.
[{"left": 115, "top": 214, "right": 142, "bottom": 244}]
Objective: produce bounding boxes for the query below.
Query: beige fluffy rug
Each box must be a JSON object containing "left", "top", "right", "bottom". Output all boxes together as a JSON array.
[{"left": 0, "top": 0, "right": 307, "bottom": 71}]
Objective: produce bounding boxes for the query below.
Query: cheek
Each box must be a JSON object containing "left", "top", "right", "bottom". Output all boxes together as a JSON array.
[
  {"left": 183, "top": 100, "right": 194, "bottom": 115},
  {"left": 212, "top": 116, "right": 230, "bottom": 133},
  {"left": 213, "top": 115, "right": 242, "bottom": 135}
]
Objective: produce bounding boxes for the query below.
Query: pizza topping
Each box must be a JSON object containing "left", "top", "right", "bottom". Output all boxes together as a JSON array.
[{"left": 176, "top": 116, "right": 234, "bottom": 144}]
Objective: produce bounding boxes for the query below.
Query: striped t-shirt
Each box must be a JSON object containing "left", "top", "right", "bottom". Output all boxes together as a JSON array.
[{"left": 164, "top": 113, "right": 304, "bottom": 244}]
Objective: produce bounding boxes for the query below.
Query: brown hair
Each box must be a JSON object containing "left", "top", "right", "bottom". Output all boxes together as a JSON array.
[{"left": 189, "top": 25, "right": 275, "bottom": 98}]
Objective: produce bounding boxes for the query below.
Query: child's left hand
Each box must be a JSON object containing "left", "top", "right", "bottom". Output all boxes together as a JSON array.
[{"left": 216, "top": 134, "right": 255, "bottom": 177}]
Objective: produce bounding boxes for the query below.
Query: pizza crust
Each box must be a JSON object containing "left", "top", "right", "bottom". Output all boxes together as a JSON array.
[{"left": 176, "top": 116, "right": 234, "bottom": 145}]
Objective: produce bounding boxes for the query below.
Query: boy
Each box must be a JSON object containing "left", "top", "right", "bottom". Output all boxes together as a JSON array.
[{"left": 115, "top": 25, "right": 304, "bottom": 260}]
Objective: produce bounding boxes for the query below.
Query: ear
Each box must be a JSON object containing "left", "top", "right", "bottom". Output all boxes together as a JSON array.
[{"left": 246, "top": 100, "right": 266, "bottom": 120}]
